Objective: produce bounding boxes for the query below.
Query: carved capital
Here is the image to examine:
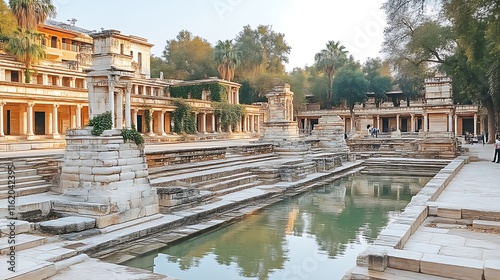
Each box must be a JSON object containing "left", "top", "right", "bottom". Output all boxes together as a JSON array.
[
  {"left": 53, "top": 103, "right": 60, "bottom": 109},
  {"left": 27, "top": 102, "right": 35, "bottom": 107}
]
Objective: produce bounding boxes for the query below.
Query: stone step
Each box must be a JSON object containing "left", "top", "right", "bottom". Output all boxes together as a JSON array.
[
  {"left": 348, "top": 266, "right": 456, "bottom": 280},
  {"left": 0, "top": 193, "right": 54, "bottom": 219},
  {"left": 0, "top": 179, "right": 48, "bottom": 189},
  {"left": 152, "top": 165, "right": 251, "bottom": 186},
  {"left": 0, "top": 169, "right": 38, "bottom": 180},
  {"left": 199, "top": 174, "right": 259, "bottom": 192},
  {"left": 472, "top": 219, "right": 500, "bottom": 231},
  {"left": 39, "top": 216, "right": 96, "bottom": 234},
  {"left": 213, "top": 181, "right": 263, "bottom": 196},
  {"left": 195, "top": 172, "right": 254, "bottom": 187},
  {"left": 0, "top": 175, "right": 45, "bottom": 185},
  {"left": 0, "top": 219, "right": 31, "bottom": 237},
  {"left": 0, "top": 184, "right": 52, "bottom": 199},
  {"left": 0, "top": 234, "right": 47, "bottom": 254},
  {"left": 149, "top": 153, "right": 279, "bottom": 179},
  {"left": 0, "top": 255, "right": 55, "bottom": 280}
]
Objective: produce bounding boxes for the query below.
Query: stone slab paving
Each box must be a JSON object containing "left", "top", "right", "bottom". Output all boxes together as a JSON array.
[{"left": 398, "top": 144, "right": 500, "bottom": 279}]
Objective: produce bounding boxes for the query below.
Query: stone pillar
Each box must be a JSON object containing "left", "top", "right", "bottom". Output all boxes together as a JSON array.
[
  {"left": 473, "top": 113, "right": 478, "bottom": 135},
  {"left": 116, "top": 90, "right": 123, "bottom": 129},
  {"left": 454, "top": 114, "right": 458, "bottom": 135},
  {"left": 201, "top": 112, "right": 207, "bottom": 134},
  {"left": 257, "top": 114, "right": 261, "bottom": 133},
  {"left": 160, "top": 110, "right": 167, "bottom": 136},
  {"left": 134, "top": 84, "right": 139, "bottom": 95},
  {"left": 194, "top": 112, "right": 199, "bottom": 133},
  {"left": 448, "top": 113, "right": 453, "bottom": 133},
  {"left": 218, "top": 116, "right": 222, "bottom": 132},
  {"left": 53, "top": 104, "right": 60, "bottom": 138},
  {"left": 70, "top": 77, "right": 76, "bottom": 88},
  {"left": 411, "top": 114, "right": 415, "bottom": 132},
  {"left": 377, "top": 115, "right": 380, "bottom": 130},
  {"left": 125, "top": 84, "right": 132, "bottom": 129},
  {"left": 424, "top": 114, "right": 428, "bottom": 132},
  {"left": 148, "top": 109, "right": 155, "bottom": 135},
  {"left": 27, "top": 102, "right": 35, "bottom": 138},
  {"left": 243, "top": 114, "right": 248, "bottom": 132},
  {"left": 235, "top": 90, "right": 239, "bottom": 104},
  {"left": 142, "top": 85, "right": 147, "bottom": 95},
  {"left": 76, "top": 104, "right": 82, "bottom": 129},
  {"left": 251, "top": 114, "right": 255, "bottom": 133},
  {"left": 0, "top": 101, "right": 4, "bottom": 137},
  {"left": 83, "top": 79, "right": 87, "bottom": 89},
  {"left": 56, "top": 76, "right": 62, "bottom": 86},
  {"left": 304, "top": 117, "right": 308, "bottom": 133},
  {"left": 109, "top": 80, "right": 115, "bottom": 128},
  {"left": 133, "top": 109, "right": 139, "bottom": 129},
  {"left": 42, "top": 74, "right": 49, "bottom": 85},
  {"left": 396, "top": 114, "right": 400, "bottom": 131},
  {"left": 211, "top": 113, "right": 216, "bottom": 133}
]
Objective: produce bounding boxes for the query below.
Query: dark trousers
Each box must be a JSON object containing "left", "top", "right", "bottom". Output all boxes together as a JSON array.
[{"left": 494, "top": 149, "right": 500, "bottom": 162}]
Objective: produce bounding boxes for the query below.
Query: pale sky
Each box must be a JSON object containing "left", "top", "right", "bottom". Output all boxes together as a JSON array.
[{"left": 52, "top": 0, "right": 387, "bottom": 71}]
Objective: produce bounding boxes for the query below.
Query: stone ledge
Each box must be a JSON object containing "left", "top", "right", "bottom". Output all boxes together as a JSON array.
[
  {"left": 472, "top": 219, "right": 500, "bottom": 231},
  {"left": 39, "top": 216, "right": 96, "bottom": 234}
]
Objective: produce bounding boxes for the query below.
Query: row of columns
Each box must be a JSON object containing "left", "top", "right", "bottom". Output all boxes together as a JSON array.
[
  {"left": 0, "top": 102, "right": 85, "bottom": 138},
  {"left": 133, "top": 84, "right": 163, "bottom": 97}
]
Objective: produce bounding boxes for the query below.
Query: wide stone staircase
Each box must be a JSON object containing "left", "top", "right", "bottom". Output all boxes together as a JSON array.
[{"left": 0, "top": 156, "right": 61, "bottom": 200}]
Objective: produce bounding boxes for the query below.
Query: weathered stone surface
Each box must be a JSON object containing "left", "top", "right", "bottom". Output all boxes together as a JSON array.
[
  {"left": 39, "top": 216, "right": 96, "bottom": 234},
  {"left": 420, "top": 253, "right": 484, "bottom": 280}
]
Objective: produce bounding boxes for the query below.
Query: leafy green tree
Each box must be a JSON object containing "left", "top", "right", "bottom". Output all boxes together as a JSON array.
[
  {"left": 150, "top": 55, "right": 173, "bottom": 79},
  {"left": 314, "top": 41, "right": 348, "bottom": 106},
  {"left": 285, "top": 67, "right": 308, "bottom": 113},
  {"left": 8, "top": 0, "right": 55, "bottom": 30},
  {"left": 7, "top": 28, "right": 45, "bottom": 82},
  {"left": 332, "top": 66, "right": 369, "bottom": 130},
  {"left": 234, "top": 25, "right": 291, "bottom": 78},
  {"left": 162, "top": 30, "right": 217, "bottom": 80},
  {"left": 214, "top": 39, "right": 239, "bottom": 82},
  {"left": 0, "top": 0, "right": 17, "bottom": 45},
  {"left": 363, "top": 58, "right": 392, "bottom": 107}
]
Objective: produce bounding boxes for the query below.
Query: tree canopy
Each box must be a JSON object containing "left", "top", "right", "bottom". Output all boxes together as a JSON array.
[
  {"left": 0, "top": 0, "right": 16, "bottom": 43},
  {"left": 382, "top": 0, "right": 500, "bottom": 141},
  {"left": 8, "top": 0, "right": 55, "bottom": 30}
]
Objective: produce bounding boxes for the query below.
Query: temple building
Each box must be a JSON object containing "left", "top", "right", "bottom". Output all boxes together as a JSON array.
[
  {"left": 0, "top": 20, "right": 263, "bottom": 146},
  {"left": 296, "top": 74, "right": 482, "bottom": 138}
]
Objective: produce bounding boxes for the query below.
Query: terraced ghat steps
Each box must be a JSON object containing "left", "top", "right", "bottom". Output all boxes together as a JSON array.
[{"left": 361, "top": 158, "right": 451, "bottom": 176}]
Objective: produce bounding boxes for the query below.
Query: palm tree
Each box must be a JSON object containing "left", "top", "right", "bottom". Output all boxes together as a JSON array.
[
  {"left": 9, "top": 0, "right": 56, "bottom": 30},
  {"left": 214, "top": 39, "right": 240, "bottom": 82},
  {"left": 8, "top": 29, "right": 45, "bottom": 82},
  {"left": 314, "top": 41, "right": 348, "bottom": 103}
]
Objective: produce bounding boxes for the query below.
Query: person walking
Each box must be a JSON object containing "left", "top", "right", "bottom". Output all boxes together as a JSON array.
[{"left": 493, "top": 136, "right": 500, "bottom": 163}]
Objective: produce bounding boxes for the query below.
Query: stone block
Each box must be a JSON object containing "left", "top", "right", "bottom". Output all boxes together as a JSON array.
[
  {"left": 94, "top": 174, "right": 120, "bottom": 183},
  {"left": 437, "top": 207, "right": 462, "bottom": 219},
  {"left": 420, "top": 253, "right": 484, "bottom": 280},
  {"left": 134, "top": 170, "right": 148, "bottom": 178},
  {"left": 97, "top": 151, "right": 119, "bottom": 160},
  {"left": 91, "top": 166, "right": 121, "bottom": 175},
  {"left": 387, "top": 248, "right": 422, "bottom": 272},
  {"left": 472, "top": 220, "right": 500, "bottom": 231},
  {"left": 120, "top": 172, "right": 136, "bottom": 181},
  {"left": 101, "top": 159, "right": 119, "bottom": 167},
  {"left": 484, "top": 260, "right": 500, "bottom": 280},
  {"left": 126, "top": 157, "right": 144, "bottom": 165},
  {"left": 368, "top": 248, "right": 388, "bottom": 272},
  {"left": 39, "top": 216, "right": 96, "bottom": 234}
]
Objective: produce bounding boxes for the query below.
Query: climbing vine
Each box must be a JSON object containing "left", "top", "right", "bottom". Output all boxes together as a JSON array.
[
  {"left": 172, "top": 99, "right": 196, "bottom": 134},
  {"left": 87, "top": 111, "right": 112, "bottom": 136},
  {"left": 144, "top": 108, "right": 151, "bottom": 133},
  {"left": 121, "top": 124, "right": 144, "bottom": 145},
  {"left": 169, "top": 83, "right": 228, "bottom": 102},
  {"left": 212, "top": 102, "right": 244, "bottom": 130}
]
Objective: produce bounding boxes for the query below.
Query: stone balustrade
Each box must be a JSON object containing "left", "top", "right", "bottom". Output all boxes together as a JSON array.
[{"left": 146, "top": 147, "right": 227, "bottom": 168}]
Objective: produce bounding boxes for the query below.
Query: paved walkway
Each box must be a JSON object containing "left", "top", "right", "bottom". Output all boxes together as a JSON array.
[{"left": 397, "top": 143, "right": 500, "bottom": 279}]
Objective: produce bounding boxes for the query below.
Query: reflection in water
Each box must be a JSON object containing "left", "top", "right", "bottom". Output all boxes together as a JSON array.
[{"left": 123, "top": 174, "right": 430, "bottom": 280}]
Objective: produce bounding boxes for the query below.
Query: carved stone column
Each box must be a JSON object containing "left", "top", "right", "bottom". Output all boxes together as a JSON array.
[
  {"left": 125, "top": 84, "right": 132, "bottom": 129},
  {"left": 76, "top": 104, "right": 82, "bottom": 129},
  {"left": 53, "top": 104, "right": 60, "bottom": 138},
  {"left": 0, "top": 101, "right": 5, "bottom": 137},
  {"left": 116, "top": 90, "right": 123, "bottom": 129},
  {"left": 201, "top": 112, "right": 207, "bottom": 134},
  {"left": 133, "top": 109, "right": 139, "bottom": 130},
  {"left": 26, "top": 102, "right": 35, "bottom": 138},
  {"left": 108, "top": 78, "right": 115, "bottom": 128},
  {"left": 160, "top": 110, "right": 167, "bottom": 136}
]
